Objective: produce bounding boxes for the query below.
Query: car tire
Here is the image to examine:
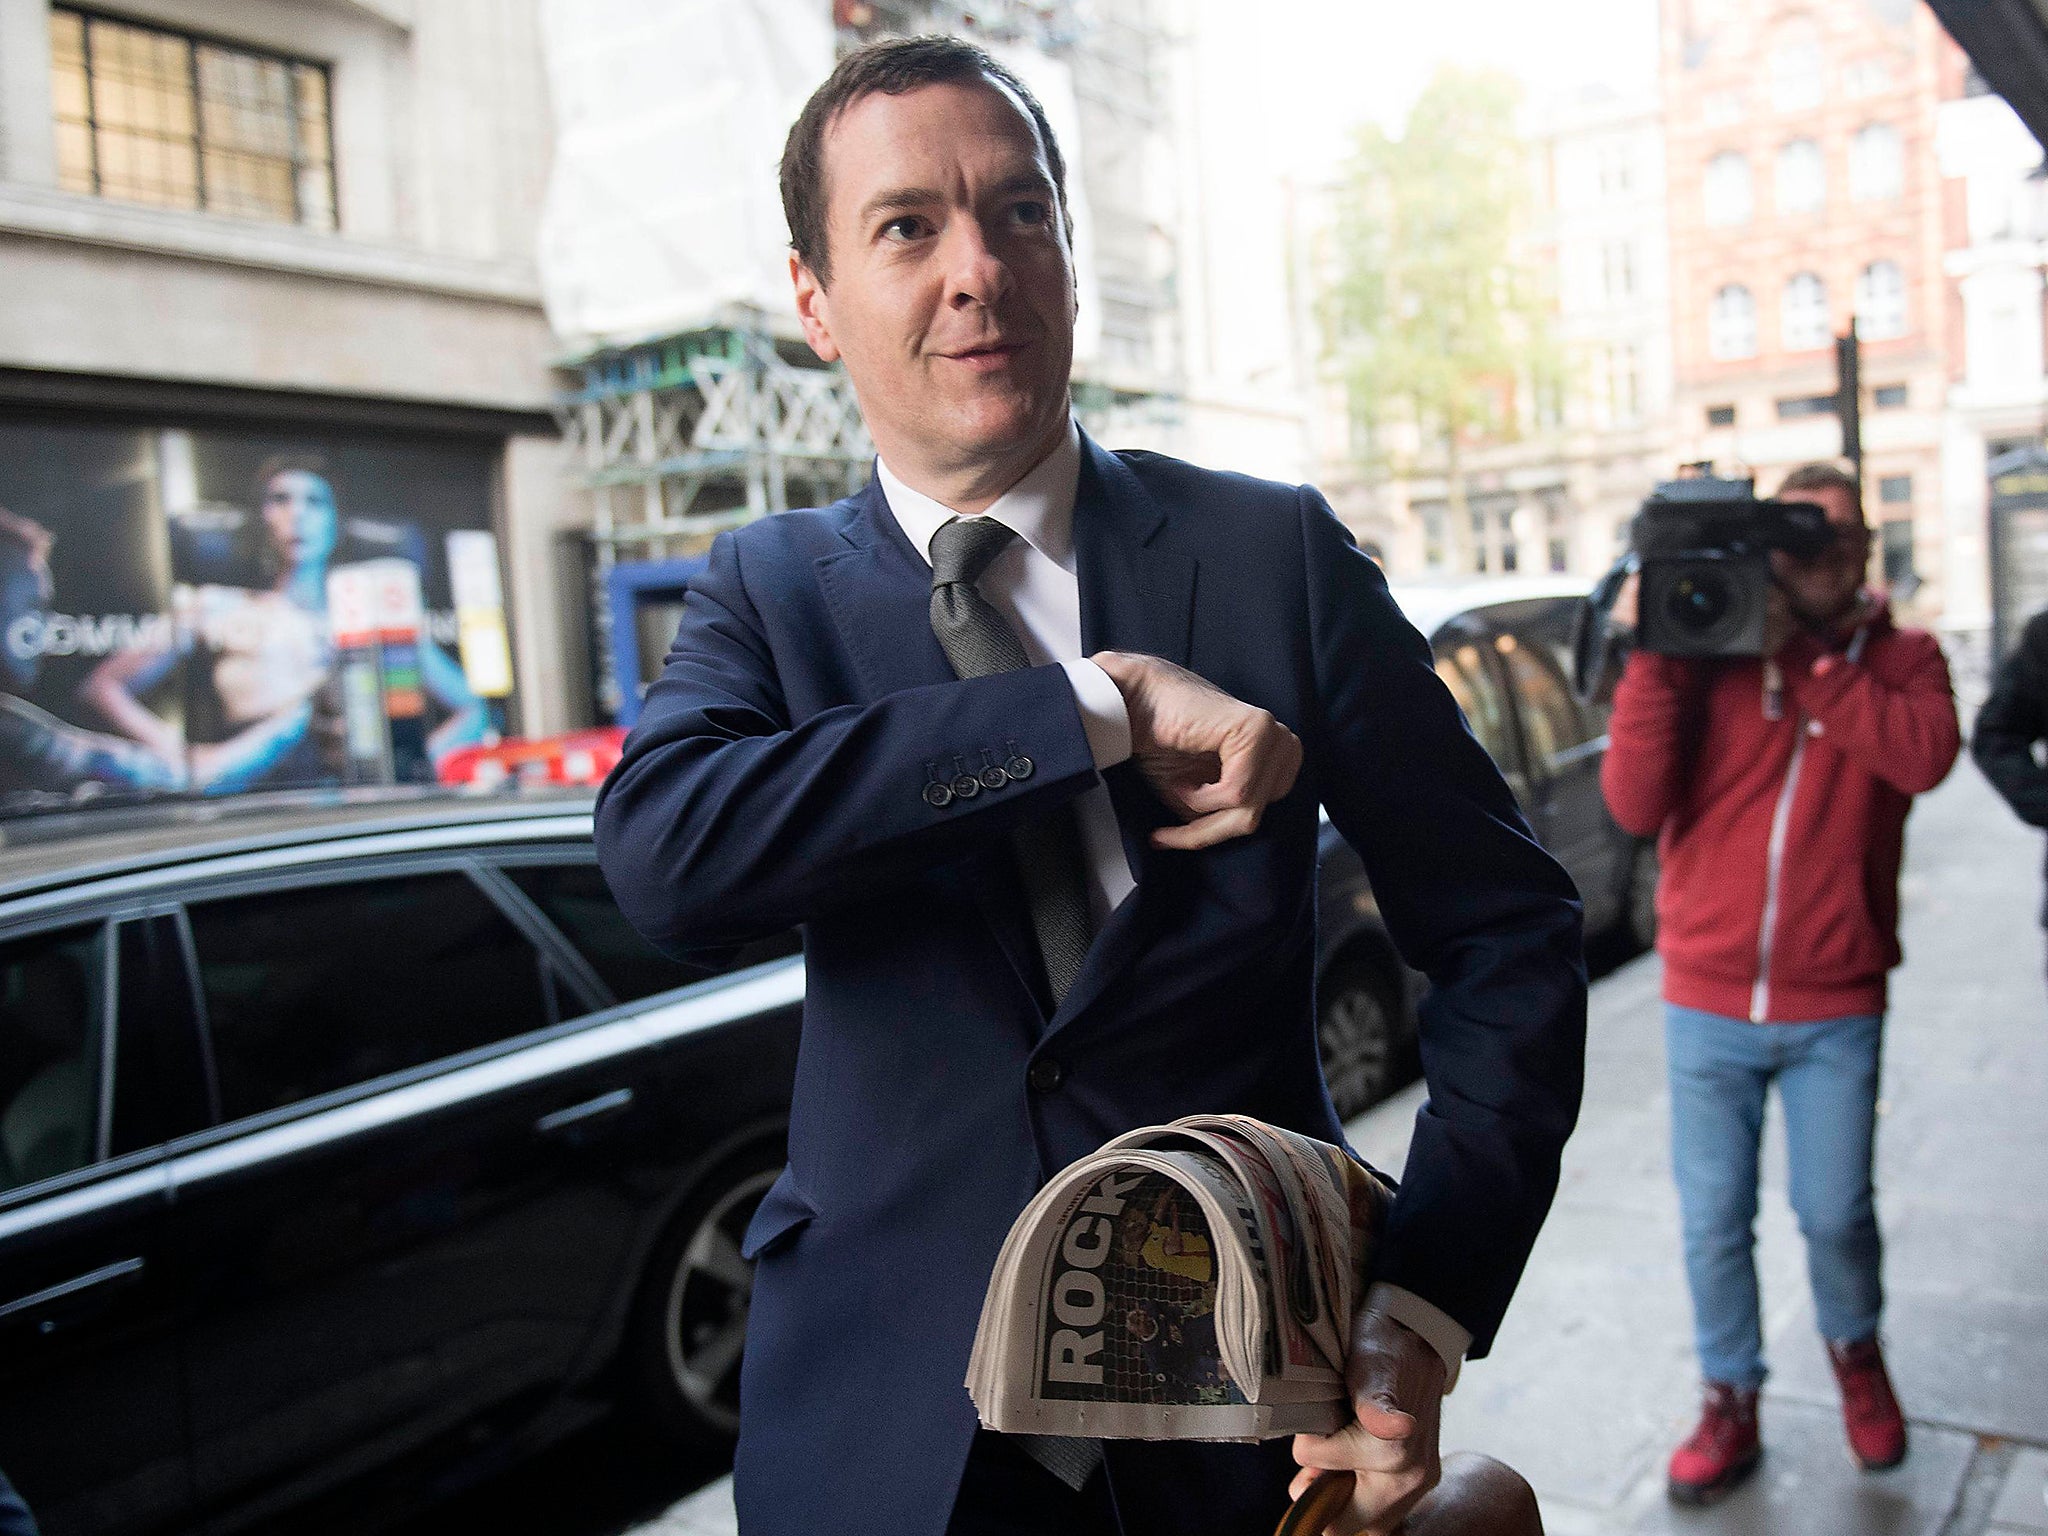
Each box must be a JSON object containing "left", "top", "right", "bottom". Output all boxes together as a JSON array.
[
  {"left": 1623, "top": 840, "right": 1659, "bottom": 953},
  {"left": 1317, "top": 950, "right": 1404, "bottom": 1121},
  {"left": 628, "top": 1139, "right": 786, "bottom": 1453}
]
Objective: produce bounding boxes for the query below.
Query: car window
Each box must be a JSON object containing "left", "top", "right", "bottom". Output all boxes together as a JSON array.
[
  {"left": 1434, "top": 640, "right": 1517, "bottom": 768},
  {"left": 188, "top": 873, "right": 551, "bottom": 1122},
  {"left": 0, "top": 923, "right": 106, "bottom": 1193},
  {"left": 1498, "top": 636, "right": 1595, "bottom": 768},
  {"left": 504, "top": 861, "right": 800, "bottom": 1005}
]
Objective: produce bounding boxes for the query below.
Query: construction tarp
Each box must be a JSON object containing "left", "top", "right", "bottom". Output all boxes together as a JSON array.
[
  {"left": 536, "top": 4, "right": 1099, "bottom": 360},
  {"left": 537, "top": 0, "right": 835, "bottom": 349}
]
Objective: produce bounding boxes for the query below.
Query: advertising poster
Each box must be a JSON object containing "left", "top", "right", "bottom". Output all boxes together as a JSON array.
[{"left": 0, "top": 418, "right": 508, "bottom": 813}]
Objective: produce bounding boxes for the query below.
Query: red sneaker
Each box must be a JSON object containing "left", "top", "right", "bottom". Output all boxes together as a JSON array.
[
  {"left": 1828, "top": 1336, "right": 1908, "bottom": 1470},
  {"left": 1667, "top": 1383, "right": 1762, "bottom": 1505}
]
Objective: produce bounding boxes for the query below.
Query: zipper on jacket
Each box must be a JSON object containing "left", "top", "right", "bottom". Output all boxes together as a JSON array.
[
  {"left": 1751, "top": 726, "right": 1806, "bottom": 1023},
  {"left": 1749, "top": 624, "right": 1868, "bottom": 1022}
]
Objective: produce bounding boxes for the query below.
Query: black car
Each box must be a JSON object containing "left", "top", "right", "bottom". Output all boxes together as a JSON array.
[
  {"left": 0, "top": 791, "right": 801, "bottom": 1536},
  {"left": 1308, "top": 578, "right": 1655, "bottom": 1118}
]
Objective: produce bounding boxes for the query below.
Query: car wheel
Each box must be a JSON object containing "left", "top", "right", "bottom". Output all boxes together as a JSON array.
[
  {"left": 1624, "top": 841, "right": 1659, "bottom": 953},
  {"left": 630, "top": 1141, "right": 785, "bottom": 1451},
  {"left": 1317, "top": 951, "right": 1403, "bottom": 1120}
]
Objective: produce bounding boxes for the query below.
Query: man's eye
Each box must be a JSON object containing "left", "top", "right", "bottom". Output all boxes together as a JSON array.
[
  {"left": 1011, "top": 200, "right": 1049, "bottom": 227},
  {"left": 882, "top": 215, "right": 930, "bottom": 242}
]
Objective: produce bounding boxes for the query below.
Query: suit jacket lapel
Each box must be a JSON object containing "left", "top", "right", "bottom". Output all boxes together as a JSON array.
[
  {"left": 816, "top": 473, "right": 1050, "bottom": 1022},
  {"left": 1050, "top": 434, "right": 1200, "bottom": 1038}
]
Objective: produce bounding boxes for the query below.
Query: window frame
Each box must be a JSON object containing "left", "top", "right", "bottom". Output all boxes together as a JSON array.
[
  {"left": 170, "top": 850, "right": 606, "bottom": 1133},
  {"left": 1703, "top": 151, "right": 1754, "bottom": 227},
  {"left": 1710, "top": 283, "right": 1758, "bottom": 360},
  {"left": 49, "top": 3, "right": 339, "bottom": 230},
  {"left": 1848, "top": 122, "right": 1904, "bottom": 203},
  {"left": 1775, "top": 138, "right": 1826, "bottom": 215},
  {"left": 1781, "top": 271, "right": 1831, "bottom": 352}
]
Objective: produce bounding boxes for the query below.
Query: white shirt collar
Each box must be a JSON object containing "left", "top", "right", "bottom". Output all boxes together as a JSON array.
[{"left": 876, "top": 418, "right": 1082, "bottom": 574}]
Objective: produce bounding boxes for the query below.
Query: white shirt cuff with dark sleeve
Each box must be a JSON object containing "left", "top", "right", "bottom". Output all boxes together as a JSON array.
[
  {"left": 1364, "top": 1282, "right": 1472, "bottom": 1392},
  {"left": 1060, "top": 658, "right": 1133, "bottom": 769}
]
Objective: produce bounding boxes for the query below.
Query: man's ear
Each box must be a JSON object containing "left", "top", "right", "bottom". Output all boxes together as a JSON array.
[{"left": 791, "top": 252, "right": 840, "bottom": 364}]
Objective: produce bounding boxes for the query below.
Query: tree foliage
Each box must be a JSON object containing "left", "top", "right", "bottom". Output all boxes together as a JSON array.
[{"left": 1323, "top": 68, "right": 1553, "bottom": 481}]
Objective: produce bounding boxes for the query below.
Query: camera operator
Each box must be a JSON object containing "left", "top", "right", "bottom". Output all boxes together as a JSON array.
[
  {"left": 1971, "top": 604, "right": 2048, "bottom": 974},
  {"left": 1600, "top": 462, "right": 1960, "bottom": 1505}
]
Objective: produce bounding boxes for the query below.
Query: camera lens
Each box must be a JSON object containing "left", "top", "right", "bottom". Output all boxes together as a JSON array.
[{"left": 1664, "top": 571, "right": 1732, "bottom": 635}]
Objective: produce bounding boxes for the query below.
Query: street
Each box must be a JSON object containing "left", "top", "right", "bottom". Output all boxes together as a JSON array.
[{"left": 392, "top": 764, "right": 2047, "bottom": 1536}]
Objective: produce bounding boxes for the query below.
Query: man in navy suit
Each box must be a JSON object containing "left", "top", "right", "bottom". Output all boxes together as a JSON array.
[{"left": 596, "top": 36, "right": 1583, "bottom": 1536}]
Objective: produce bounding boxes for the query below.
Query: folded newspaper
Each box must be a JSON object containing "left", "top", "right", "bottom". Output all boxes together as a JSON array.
[{"left": 967, "top": 1114, "right": 1391, "bottom": 1442}]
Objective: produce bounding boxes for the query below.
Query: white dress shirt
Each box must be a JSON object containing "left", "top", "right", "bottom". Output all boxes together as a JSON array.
[
  {"left": 877, "top": 419, "right": 1137, "bottom": 927},
  {"left": 876, "top": 420, "right": 1472, "bottom": 1387}
]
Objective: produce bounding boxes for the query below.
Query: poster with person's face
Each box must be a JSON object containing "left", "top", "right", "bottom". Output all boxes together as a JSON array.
[{"left": 0, "top": 418, "right": 510, "bottom": 814}]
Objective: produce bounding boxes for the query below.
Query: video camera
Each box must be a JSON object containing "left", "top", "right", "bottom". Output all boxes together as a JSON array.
[{"left": 1572, "top": 475, "right": 1836, "bottom": 697}]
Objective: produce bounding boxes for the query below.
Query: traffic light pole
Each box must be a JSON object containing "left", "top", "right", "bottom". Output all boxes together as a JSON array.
[{"left": 1835, "top": 324, "right": 1863, "bottom": 490}]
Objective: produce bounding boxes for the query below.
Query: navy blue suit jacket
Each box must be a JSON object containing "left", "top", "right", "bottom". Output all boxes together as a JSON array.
[{"left": 595, "top": 436, "right": 1586, "bottom": 1535}]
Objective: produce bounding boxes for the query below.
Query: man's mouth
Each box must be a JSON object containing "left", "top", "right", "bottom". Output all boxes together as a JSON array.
[{"left": 942, "top": 340, "right": 1029, "bottom": 372}]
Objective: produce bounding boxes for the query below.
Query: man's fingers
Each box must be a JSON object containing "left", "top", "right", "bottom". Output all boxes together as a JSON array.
[{"left": 1151, "top": 804, "right": 1262, "bottom": 850}]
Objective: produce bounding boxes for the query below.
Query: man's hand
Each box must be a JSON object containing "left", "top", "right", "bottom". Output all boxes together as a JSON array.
[
  {"left": 1763, "top": 583, "right": 1796, "bottom": 658},
  {"left": 1090, "top": 651, "right": 1302, "bottom": 850},
  {"left": 1289, "top": 1311, "right": 1447, "bottom": 1535}
]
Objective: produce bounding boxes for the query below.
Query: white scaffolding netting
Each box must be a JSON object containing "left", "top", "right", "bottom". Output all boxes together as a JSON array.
[
  {"left": 537, "top": 0, "right": 835, "bottom": 348},
  {"left": 536, "top": 3, "right": 1098, "bottom": 360}
]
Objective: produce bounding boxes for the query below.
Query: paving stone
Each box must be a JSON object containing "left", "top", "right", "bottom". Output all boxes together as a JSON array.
[
  {"left": 1623, "top": 1399, "right": 1974, "bottom": 1536},
  {"left": 1990, "top": 1449, "right": 2048, "bottom": 1534}
]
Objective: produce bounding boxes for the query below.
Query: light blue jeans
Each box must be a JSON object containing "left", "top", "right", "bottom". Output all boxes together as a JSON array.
[{"left": 1664, "top": 1005, "right": 1885, "bottom": 1391}]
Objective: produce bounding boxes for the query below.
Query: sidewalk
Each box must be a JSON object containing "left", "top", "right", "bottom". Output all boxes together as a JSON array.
[
  {"left": 642, "top": 767, "right": 2048, "bottom": 1536},
  {"left": 1350, "top": 765, "right": 2048, "bottom": 1536}
]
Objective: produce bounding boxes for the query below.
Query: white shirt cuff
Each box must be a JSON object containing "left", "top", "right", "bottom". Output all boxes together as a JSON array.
[
  {"left": 1365, "top": 1282, "right": 1471, "bottom": 1393},
  {"left": 1060, "top": 658, "right": 1132, "bottom": 769}
]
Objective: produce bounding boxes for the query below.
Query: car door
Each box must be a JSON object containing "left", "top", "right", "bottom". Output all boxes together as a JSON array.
[
  {"left": 1488, "top": 612, "right": 1625, "bottom": 933},
  {"left": 0, "top": 915, "right": 205, "bottom": 1536},
  {"left": 165, "top": 856, "right": 661, "bottom": 1528}
]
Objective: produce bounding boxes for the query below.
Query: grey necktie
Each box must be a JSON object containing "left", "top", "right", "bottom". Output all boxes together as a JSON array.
[
  {"left": 929, "top": 515, "right": 1096, "bottom": 1008},
  {"left": 929, "top": 515, "right": 1103, "bottom": 1494}
]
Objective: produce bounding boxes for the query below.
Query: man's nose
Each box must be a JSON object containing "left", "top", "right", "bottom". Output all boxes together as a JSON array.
[{"left": 943, "top": 217, "right": 1013, "bottom": 309}]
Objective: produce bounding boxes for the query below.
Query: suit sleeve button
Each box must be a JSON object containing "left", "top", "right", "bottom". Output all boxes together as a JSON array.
[
  {"left": 1028, "top": 1056, "right": 1065, "bottom": 1092},
  {"left": 1005, "top": 754, "right": 1034, "bottom": 781},
  {"left": 923, "top": 781, "right": 954, "bottom": 808}
]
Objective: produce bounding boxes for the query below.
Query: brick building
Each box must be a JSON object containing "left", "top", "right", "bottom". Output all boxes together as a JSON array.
[{"left": 1661, "top": 0, "right": 1963, "bottom": 621}]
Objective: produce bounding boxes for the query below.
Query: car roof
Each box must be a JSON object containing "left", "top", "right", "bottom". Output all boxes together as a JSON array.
[
  {"left": 1387, "top": 575, "right": 1592, "bottom": 641},
  {"left": 0, "top": 787, "right": 595, "bottom": 906}
]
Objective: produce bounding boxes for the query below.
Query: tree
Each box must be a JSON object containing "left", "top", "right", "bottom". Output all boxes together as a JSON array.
[{"left": 1322, "top": 68, "right": 1554, "bottom": 571}]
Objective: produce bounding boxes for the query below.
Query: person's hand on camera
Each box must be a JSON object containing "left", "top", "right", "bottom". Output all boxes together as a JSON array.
[
  {"left": 1090, "top": 651, "right": 1303, "bottom": 850},
  {"left": 1289, "top": 1310, "right": 1447, "bottom": 1534},
  {"left": 1611, "top": 571, "right": 1640, "bottom": 633}
]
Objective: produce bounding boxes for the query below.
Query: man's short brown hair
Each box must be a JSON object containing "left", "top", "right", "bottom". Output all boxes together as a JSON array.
[
  {"left": 778, "top": 35, "right": 1070, "bottom": 286},
  {"left": 1777, "top": 462, "right": 1864, "bottom": 517}
]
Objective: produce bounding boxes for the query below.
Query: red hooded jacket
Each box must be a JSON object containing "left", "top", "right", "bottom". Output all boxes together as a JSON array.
[{"left": 1600, "top": 597, "right": 1959, "bottom": 1022}]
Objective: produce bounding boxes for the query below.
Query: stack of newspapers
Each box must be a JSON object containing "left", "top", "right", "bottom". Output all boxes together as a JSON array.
[{"left": 967, "top": 1114, "right": 1390, "bottom": 1441}]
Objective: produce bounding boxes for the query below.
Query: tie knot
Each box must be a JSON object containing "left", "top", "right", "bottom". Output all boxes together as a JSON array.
[{"left": 930, "top": 515, "right": 1018, "bottom": 589}]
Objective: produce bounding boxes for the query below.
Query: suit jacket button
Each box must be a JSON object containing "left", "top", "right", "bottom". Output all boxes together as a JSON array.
[
  {"left": 1028, "top": 1056, "right": 1065, "bottom": 1092},
  {"left": 1005, "top": 755, "right": 1034, "bottom": 781},
  {"left": 978, "top": 763, "right": 1009, "bottom": 790},
  {"left": 923, "top": 781, "right": 954, "bottom": 808}
]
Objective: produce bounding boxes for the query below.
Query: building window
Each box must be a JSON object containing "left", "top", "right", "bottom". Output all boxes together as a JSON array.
[
  {"left": 1769, "top": 25, "right": 1824, "bottom": 111},
  {"left": 1415, "top": 500, "right": 1449, "bottom": 570},
  {"left": 1849, "top": 122, "right": 1903, "bottom": 202},
  {"left": 1879, "top": 473, "right": 1913, "bottom": 504},
  {"left": 1881, "top": 519, "right": 1915, "bottom": 586},
  {"left": 1602, "top": 240, "right": 1637, "bottom": 300},
  {"left": 1704, "top": 151, "right": 1754, "bottom": 226},
  {"left": 1845, "top": 59, "right": 1892, "bottom": 96},
  {"left": 1608, "top": 344, "right": 1642, "bottom": 423},
  {"left": 49, "top": 6, "right": 337, "bottom": 230},
  {"left": 1777, "top": 393, "right": 1837, "bottom": 418},
  {"left": 1873, "top": 382, "right": 1908, "bottom": 408},
  {"left": 1856, "top": 259, "right": 1908, "bottom": 339},
  {"left": 1597, "top": 140, "right": 1634, "bottom": 197},
  {"left": 1710, "top": 283, "right": 1758, "bottom": 359},
  {"left": 1776, "top": 138, "right": 1826, "bottom": 214},
  {"left": 1703, "top": 89, "right": 1747, "bottom": 127},
  {"left": 1781, "top": 271, "right": 1831, "bottom": 351},
  {"left": 1706, "top": 403, "right": 1737, "bottom": 427}
]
